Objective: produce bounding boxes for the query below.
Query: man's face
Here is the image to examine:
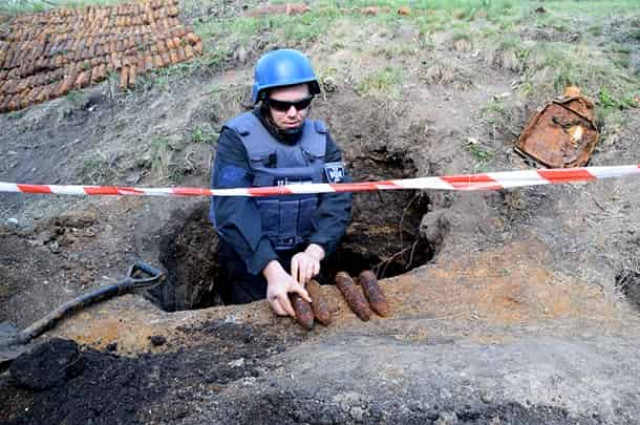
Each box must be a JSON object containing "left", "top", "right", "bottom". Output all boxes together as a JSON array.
[{"left": 267, "top": 84, "right": 312, "bottom": 130}]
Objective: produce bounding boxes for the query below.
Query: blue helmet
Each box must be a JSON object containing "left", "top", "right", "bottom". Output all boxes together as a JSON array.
[{"left": 251, "top": 49, "right": 321, "bottom": 104}]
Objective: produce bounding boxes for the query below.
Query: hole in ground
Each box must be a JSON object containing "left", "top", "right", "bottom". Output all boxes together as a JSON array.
[
  {"left": 146, "top": 206, "right": 221, "bottom": 312},
  {"left": 616, "top": 269, "right": 640, "bottom": 311},
  {"left": 148, "top": 147, "right": 436, "bottom": 311},
  {"left": 324, "top": 147, "right": 434, "bottom": 280}
]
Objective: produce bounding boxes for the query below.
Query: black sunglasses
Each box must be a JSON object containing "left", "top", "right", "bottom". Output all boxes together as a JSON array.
[{"left": 267, "top": 96, "right": 314, "bottom": 112}]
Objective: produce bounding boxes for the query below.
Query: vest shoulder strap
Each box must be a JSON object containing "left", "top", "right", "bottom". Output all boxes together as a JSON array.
[{"left": 224, "top": 112, "right": 327, "bottom": 158}]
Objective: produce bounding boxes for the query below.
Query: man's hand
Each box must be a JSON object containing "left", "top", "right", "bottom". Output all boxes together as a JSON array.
[
  {"left": 291, "top": 243, "right": 325, "bottom": 285},
  {"left": 263, "top": 260, "right": 311, "bottom": 317}
]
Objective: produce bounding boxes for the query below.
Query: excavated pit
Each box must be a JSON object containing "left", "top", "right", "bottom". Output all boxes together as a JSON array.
[
  {"left": 324, "top": 147, "right": 433, "bottom": 279},
  {"left": 148, "top": 148, "right": 434, "bottom": 312}
]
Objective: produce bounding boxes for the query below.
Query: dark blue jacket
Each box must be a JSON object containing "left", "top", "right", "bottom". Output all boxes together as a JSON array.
[{"left": 210, "top": 110, "right": 352, "bottom": 275}]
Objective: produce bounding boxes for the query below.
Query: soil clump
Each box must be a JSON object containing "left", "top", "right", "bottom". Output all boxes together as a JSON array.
[{"left": 1, "top": 321, "right": 296, "bottom": 425}]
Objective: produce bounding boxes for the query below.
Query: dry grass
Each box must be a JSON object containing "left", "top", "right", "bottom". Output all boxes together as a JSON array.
[{"left": 420, "top": 56, "right": 472, "bottom": 89}]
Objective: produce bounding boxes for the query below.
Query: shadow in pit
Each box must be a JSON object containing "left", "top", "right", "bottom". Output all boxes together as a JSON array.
[
  {"left": 324, "top": 147, "right": 434, "bottom": 279},
  {"left": 147, "top": 147, "right": 437, "bottom": 312},
  {"left": 145, "top": 205, "right": 221, "bottom": 312},
  {"left": 616, "top": 269, "right": 640, "bottom": 311}
]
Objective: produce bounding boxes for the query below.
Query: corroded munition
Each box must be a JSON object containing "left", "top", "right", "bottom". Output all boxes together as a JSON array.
[
  {"left": 358, "top": 271, "right": 390, "bottom": 317},
  {"left": 306, "top": 280, "right": 332, "bottom": 326},
  {"left": 290, "top": 294, "right": 314, "bottom": 331},
  {"left": 335, "top": 272, "right": 371, "bottom": 321},
  {"left": 0, "top": 0, "right": 204, "bottom": 112},
  {"left": 516, "top": 87, "right": 599, "bottom": 168}
]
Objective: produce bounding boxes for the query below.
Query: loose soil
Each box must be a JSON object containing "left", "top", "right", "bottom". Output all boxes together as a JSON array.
[
  {"left": 1, "top": 321, "right": 300, "bottom": 425},
  {"left": 2, "top": 3, "right": 640, "bottom": 424}
]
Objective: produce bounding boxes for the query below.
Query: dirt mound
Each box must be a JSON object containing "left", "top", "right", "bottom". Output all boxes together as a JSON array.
[
  {"left": 9, "top": 338, "right": 83, "bottom": 390},
  {"left": 1, "top": 320, "right": 294, "bottom": 425}
]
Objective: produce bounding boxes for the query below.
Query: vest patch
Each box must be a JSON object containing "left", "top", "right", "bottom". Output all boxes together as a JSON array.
[
  {"left": 218, "top": 165, "right": 248, "bottom": 186},
  {"left": 324, "top": 162, "right": 345, "bottom": 183},
  {"left": 275, "top": 176, "right": 314, "bottom": 186}
]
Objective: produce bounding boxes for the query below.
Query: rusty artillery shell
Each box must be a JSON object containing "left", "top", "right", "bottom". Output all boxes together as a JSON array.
[
  {"left": 57, "top": 74, "right": 75, "bottom": 96},
  {"left": 306, "top": 280, "right": 332, "bottom": 326},
  {"left": 36, "top": 84, "right": 52, "bottom": 103},
  {"left": 358, "top": 271, "right": 390, "bottom": 317},
  {"left": 91, "top": 64, "right": 107, "bottom": 83},
  {"left": 153, "top": 54, "right": 163, "bottom": 68},
  {"left": 185, "top": 32, "right": 199, "bottom": 45},
  {"left": 74, "top": 71, "right": 89, "bottom": 89},
  {"left": 335, "top": 272, "right": 371, "bottom": 321},
  {"left": 3, "top": 79, "right": 17, "bottom": 95},
  {"left": 169, "top": 48, "right": 178, "bottom": 64},
  {"left": 145, "top": 54, "right": 153, "bottom": 71},
  {"left": 176, "top": 46, "right": 186, "bottom": 62},
  {"left": 161, "top": 51, "right": 170, "bottom": 66},
  {"left": 193, "top": 41, "right": 203, "bottom": 56},
  {"left": 128, "top": 65, "right": 136, "bottom": 87},
  {"left": 0, "top": 96, "right": 9, "bottom": 113},
  {"left": 20, "top": 89, "right": 32, "bottom": 109},
  {"left": 27, "top": 86, "right": 43, "bottom": 103},
  {"left": 119, "top": 66, "right": 129, "bottom": 90},
  {"left": 184, "top": 44, "right": 194, "bottom": 60},
  {"left": 8, "top": 94, "right": 20, "bottom": 111},
  {"left": 156, "top": 39, "right": 167, "bottom": 54},
  {"left": 136, "top": 55, "right": 146, "bottom": 74},
  {"left": 290, "top": 293, "right": 314, "bottom": 331}
]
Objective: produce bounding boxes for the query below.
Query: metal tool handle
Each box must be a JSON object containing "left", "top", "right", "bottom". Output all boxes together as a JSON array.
[{"left": 6, "top": 261, "right": 165, "bottom": 346}]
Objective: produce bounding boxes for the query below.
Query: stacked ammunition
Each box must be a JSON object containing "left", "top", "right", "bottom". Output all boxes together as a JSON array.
[{"left": 0, "top": 0, "right": 203, "bottom": 113}]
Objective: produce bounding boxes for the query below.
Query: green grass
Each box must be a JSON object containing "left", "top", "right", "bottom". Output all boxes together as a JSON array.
[
  {"left": 191, "top": 125, "right": 217, "bottom": 144},
  {"left": 355, "top": 66, "right": 403, "bottom": 99},
  {"left": 65, "top": 90, "right": 88, "bottom": 108},
  {"left": 598, "top": 87, "right": 638, "bottom": 110},
  {"left": 0, "top": 0, "right": 121, "bottom": 14},
  {"left": 464, "top": 138, "right": 495, "bottom": 172},
  {"left": 140, "top": 136, "right": 185, "bottom": 183},
  {"left": 79, "top": 155, "right": 122, "bottom": 185}
]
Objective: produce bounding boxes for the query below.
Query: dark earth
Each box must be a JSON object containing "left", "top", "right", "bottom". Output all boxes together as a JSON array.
[
  {"left": 2, "top": 1, "right": 640, "bottom": 424},
  {"left": 1, "top": 321, "right": 299, "bottom": 425}
]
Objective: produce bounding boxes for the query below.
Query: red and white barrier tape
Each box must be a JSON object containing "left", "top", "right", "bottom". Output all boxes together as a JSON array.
[{"left": 1, "top": 165, "right": 639, "bottom": 197}]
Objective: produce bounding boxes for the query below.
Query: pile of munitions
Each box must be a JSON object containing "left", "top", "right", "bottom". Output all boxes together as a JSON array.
[
  {"left": 291, "top": 270, "right": 391, "bottom": 330},
  {"left": 0, "top": 0, "right": 203, "bottom": 113}
]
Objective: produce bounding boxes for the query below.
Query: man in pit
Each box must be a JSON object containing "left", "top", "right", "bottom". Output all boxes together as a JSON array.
[{"left": 210, "top": 49, "right": 353, "bottom": 317}]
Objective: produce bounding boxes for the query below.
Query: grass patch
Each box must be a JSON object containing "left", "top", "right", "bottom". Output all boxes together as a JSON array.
[
  {"left": 598, "top": 87, "right": 638, "bottom": 110},
  {"left": 421, "top": 57, "right": 468, "bottom": 86},
  {"left": 355, "top": 66, "right": 403, "bottom": 99},
  {"left": 135, "top": 136, "right": 186, "bottom": 183},
  {"left": 481, "top": 99, "right": 507, "bottom": 126},
  {"left": 79, "top": 154, "right": 123, "bottom": 185},
  {"left": 464, "top": 138, "right": 495, "bottom": 172},
  {"left": 65, "top": 90, "right": 88, "bottom": 108},
  {"left": 0, "top": 0, "right": 122, "bottom": 15},
  {"left": 209, "top": 84, "right": 249, "bottom": 121},
  {"left": 191, "top": 124, "right": 217, "bottom": 144}
]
